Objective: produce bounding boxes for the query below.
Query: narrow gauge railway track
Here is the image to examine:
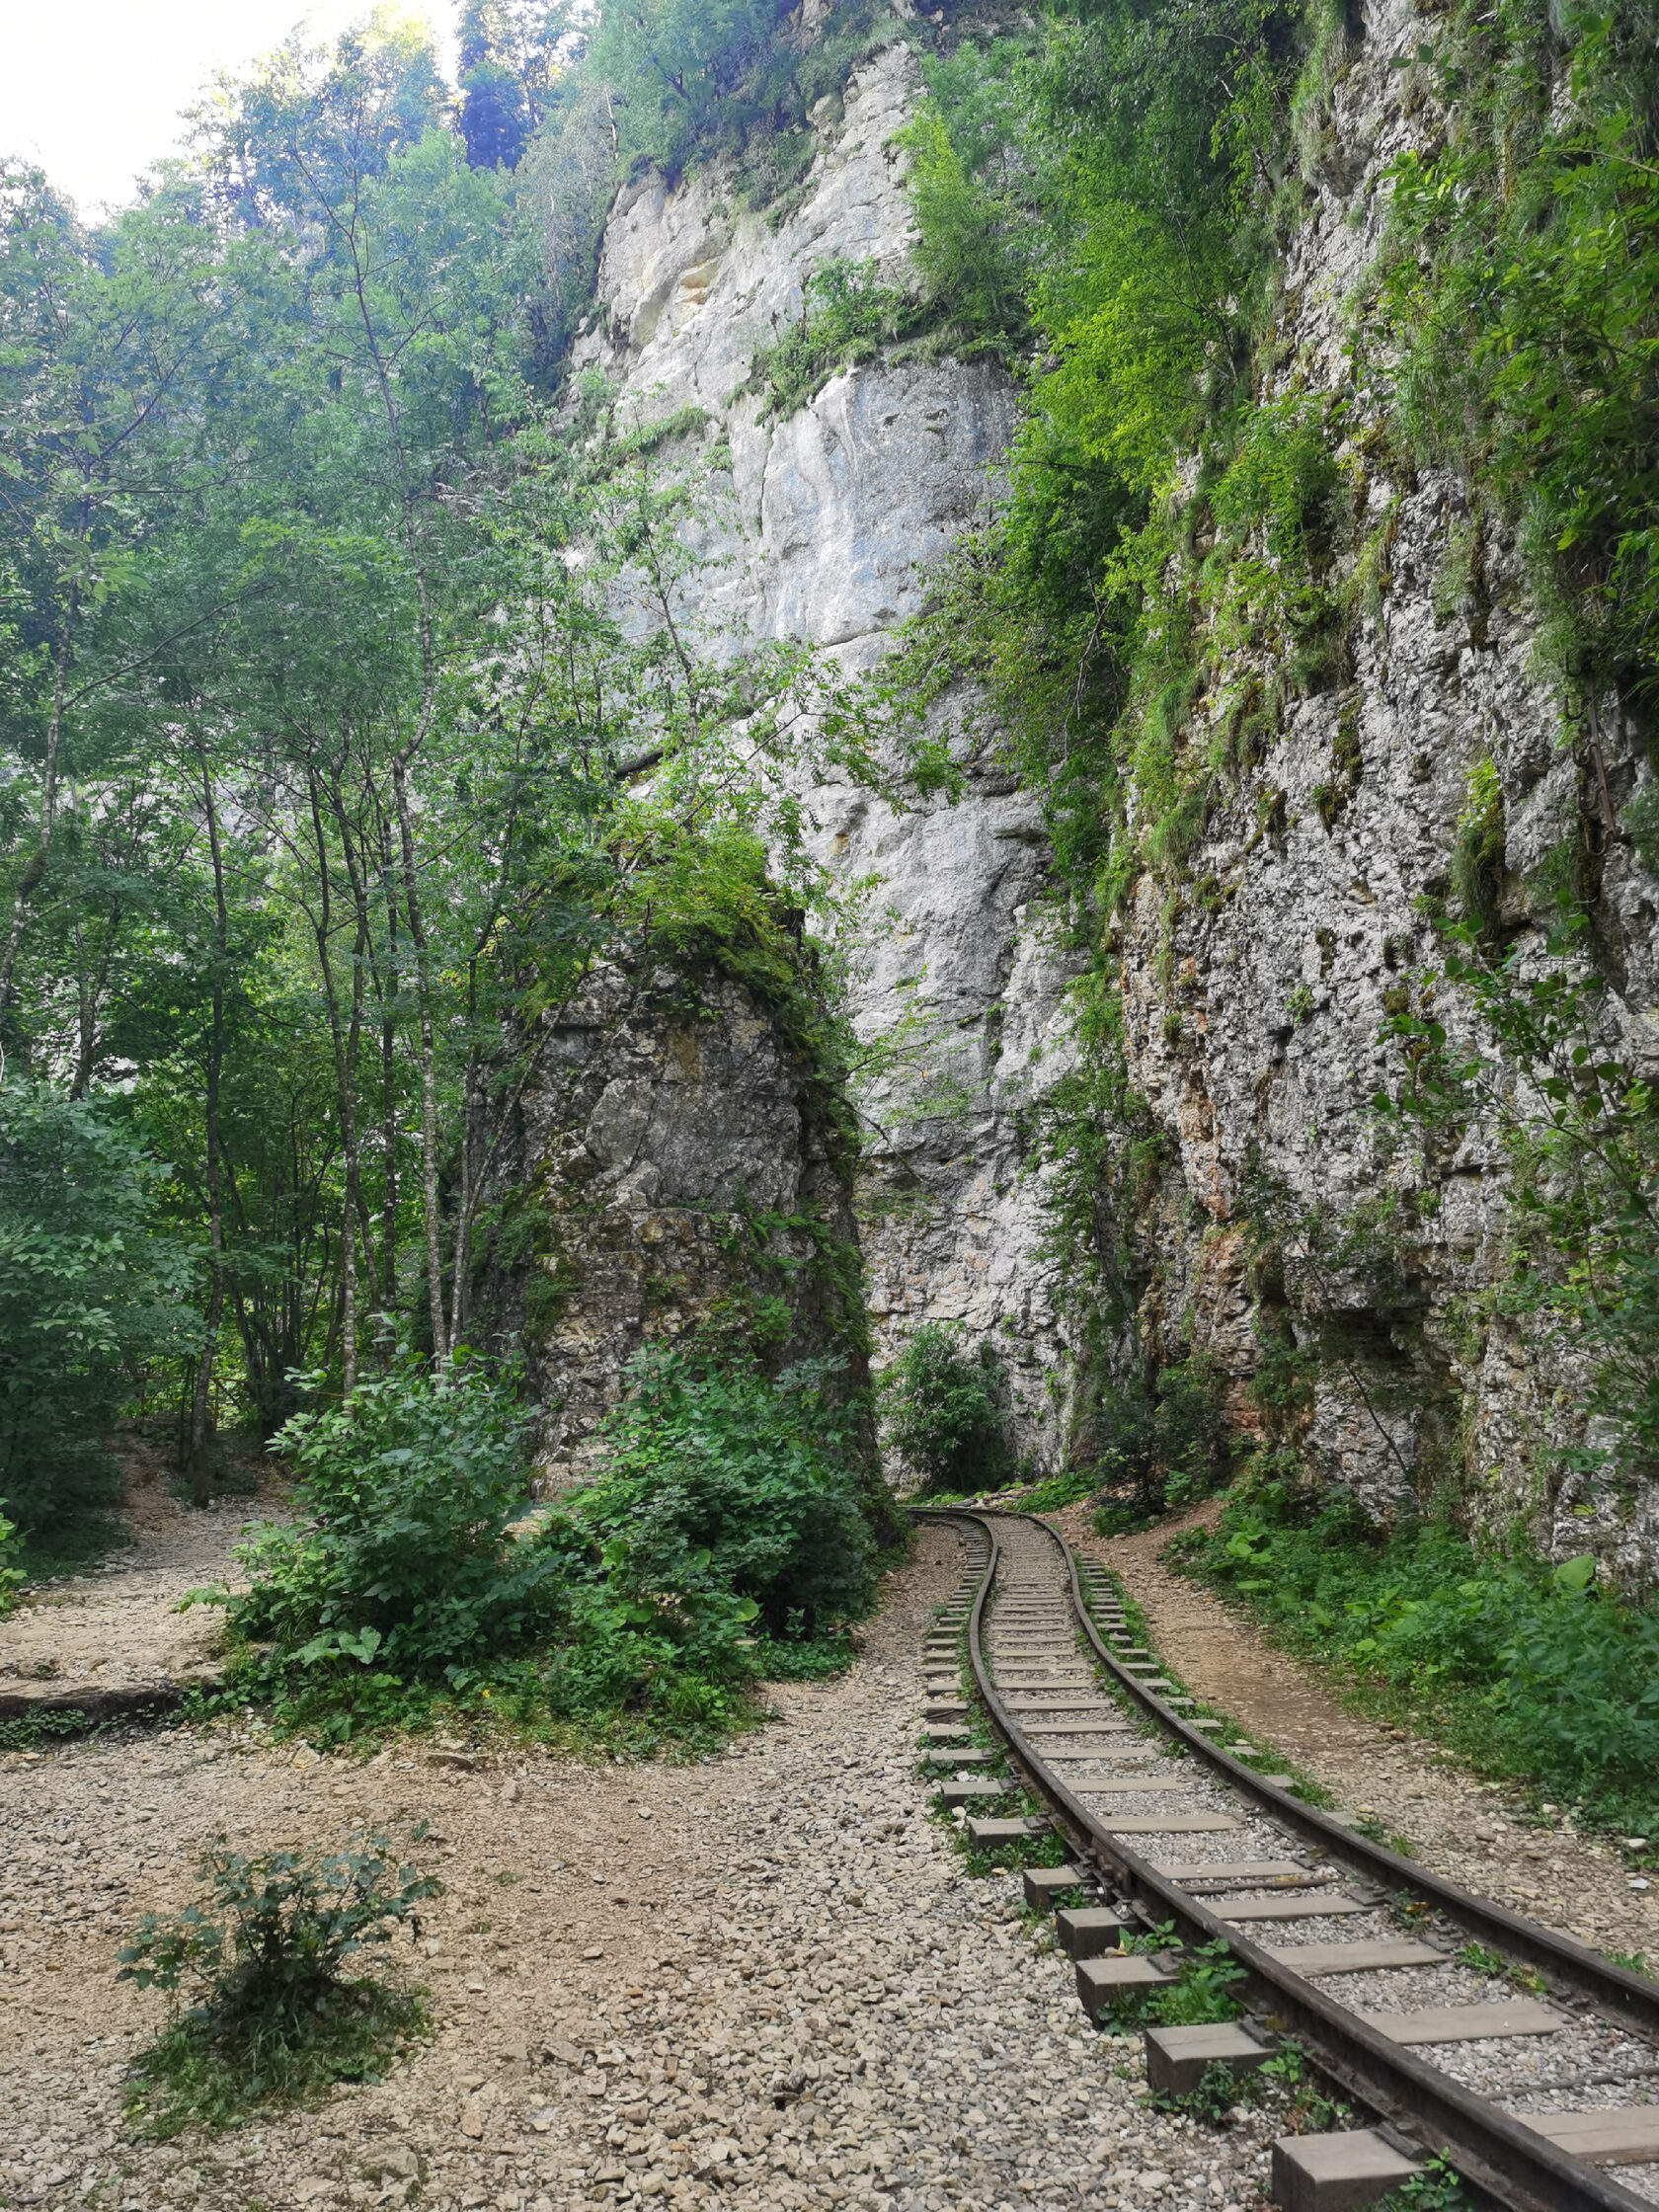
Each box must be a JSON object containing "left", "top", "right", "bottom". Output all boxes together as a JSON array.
[{"left": 921, "top": 1510, "right": 1659, "bottom": 2212}]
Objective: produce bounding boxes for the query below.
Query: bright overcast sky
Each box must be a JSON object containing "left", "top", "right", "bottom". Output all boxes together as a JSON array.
[{"left": 0, "top": 0, "right": 457, "bottom": 217}]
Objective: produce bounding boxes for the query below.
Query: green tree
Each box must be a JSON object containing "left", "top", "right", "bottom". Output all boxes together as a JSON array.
[{"left": 0, "top": 1085, "right": 197, "bottom": 1533}]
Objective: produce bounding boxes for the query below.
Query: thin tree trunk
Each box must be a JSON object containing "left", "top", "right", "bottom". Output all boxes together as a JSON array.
[
  {"left": 189, "top": 750, "right": 228, "bottom": 1505},
  {"left": 449, "top": 1022, "right": 476, "bottom": 1358},
  {"left": 377, "top": 818, "right": 401, "bottom": 1316},
  {"left": 0, "top": 614, "right": 73, "bottom": 1018},
  {"left": 391, "top": 754, "right": 446, "bottom": 1363},
  {"left": 306, "top": 769, "right": 366, "bottom": 1395}
]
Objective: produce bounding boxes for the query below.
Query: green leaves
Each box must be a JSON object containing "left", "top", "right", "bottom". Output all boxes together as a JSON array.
[
  {"left": 1191, "top": 1487, "right": 1659, "bottom": 1836},
  {"left": 0, "top": 1084, "right": 198, "bottom": 1533},
  {"left": 879, "top": 1322, "right": 1013, "bottom": 1497}
]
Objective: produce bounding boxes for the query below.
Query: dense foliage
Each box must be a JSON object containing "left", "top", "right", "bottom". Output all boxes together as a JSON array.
[
  {"left": 574, "top": 1342, "right": 878, "bottom": 1641},
  {"left": 1087, "top": 1357, "right": 1230, "bottom": 1531},
  {"left": 878, "top": 1320, "right": 1013, "bottom": 1495},
  {"left": 214, "top": 1336, "right": 881, "bottom": 1743},
  {"left": 0, "top": 1085, "right": 195, "bottom": 1530},
  {"left": 1374, "top": 0, "right": 1659, "bottom": 705},
  {"left": 229, "top": 1354, "right": 558, "bottom": 1675}
]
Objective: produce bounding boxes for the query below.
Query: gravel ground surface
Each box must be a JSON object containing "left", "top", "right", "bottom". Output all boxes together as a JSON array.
[
  {"left": 1055, "top": 1502, "right": 1659, "bottom": 1963},
  {"left": 1, "top": 1522, "right": 1318, "bottom": 2212}
]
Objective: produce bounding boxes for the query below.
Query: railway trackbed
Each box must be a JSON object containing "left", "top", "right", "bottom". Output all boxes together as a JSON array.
[{"left": 919, "top": 1510, "right": 1659, "bottom": 2212}]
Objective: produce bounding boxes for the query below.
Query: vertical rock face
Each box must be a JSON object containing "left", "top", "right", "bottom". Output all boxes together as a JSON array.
[
  {"left": 481, "top": 961, "right": 860, "bottom": 1483},
  {"left": 569, "top": 41, "right": 1080, "bottom": 1465},
  {"left": 511, "top": 9, "right": 1658, "bottom": 1562},
  {"left": 1106, "top": 0, "right": 1659, "bottom": 1571}
]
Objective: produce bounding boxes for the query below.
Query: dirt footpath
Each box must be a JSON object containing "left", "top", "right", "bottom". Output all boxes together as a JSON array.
[
  {"left": 0, "top": 1456, "right": 280, "bottom": 1717},
  {"left": 3, "top": 1527, "right": 1288, "bottom": 2212},
  {"left": 1053, "top": 1500, "right": 1659, "bottom": 1963}
]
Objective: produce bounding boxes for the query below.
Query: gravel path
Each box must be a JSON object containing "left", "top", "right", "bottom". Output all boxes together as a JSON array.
[
  {"left": 1, "top": 1454, "right": 281, "bottom": 1712},
  {"left": 0, "top": 1524, "right": 1308, "bottom": 2212}
]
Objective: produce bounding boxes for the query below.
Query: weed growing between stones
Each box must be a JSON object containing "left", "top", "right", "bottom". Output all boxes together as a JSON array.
[
  {"left": 1375, "top": 2157, "right": 1480, "bottom": 2212},
  {"left": 1091, "top": 1932, "right": 1246, "bottom": 2031},
  {"left": 0, "top": 1705, "right": 96, "bottom": 1753},
  {"left": 118, "top": 1835, "right": 436, "bottom": 2138},
  {"left": 1160, "top": 2038, "right": 1351, "bottom": 2130}
]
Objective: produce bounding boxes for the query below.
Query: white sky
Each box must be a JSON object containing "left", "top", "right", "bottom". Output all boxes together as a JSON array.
[{"left": 0, "top": 0, "right": 458, "bottom": 217}]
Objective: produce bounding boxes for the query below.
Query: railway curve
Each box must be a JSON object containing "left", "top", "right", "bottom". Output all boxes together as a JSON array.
[{"left": 919, "top": 1509, "right": 1659, "bottom": 2212}]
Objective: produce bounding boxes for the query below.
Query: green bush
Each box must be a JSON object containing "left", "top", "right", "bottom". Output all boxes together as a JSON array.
[
  {"left": 228, "top": 1351, "right": 561, "bottom": 1679},
  {"left": 0, "top": 1083, "right": 197, "bottom": 1534},
  {"left": 1090, "top": 1355, "right": 1229, "bottom": 1529},
  {"left": 0, "top": 1513, "right": 23, "bottom": 1617},
  {"left": 573, "top": 1343, "right": 879, "bottom": 1646},
  {"left": 118, "top": 1835, "right": 435, "bottom": 2135},
  {"left": 1187, "top": 1481, "right": 1659, "bottom": 1836},
  {"left": 879, "top": 1321, "right": 1014, "bottom": 1495},
  {"left": 223, "top": 1339, "right": 883, "bottom": 1747}
]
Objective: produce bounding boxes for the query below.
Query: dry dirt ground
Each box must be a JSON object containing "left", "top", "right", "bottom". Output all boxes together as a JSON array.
[
  {"left": 0, "top": 1451, "right": 279, "bottom": 1713},
  {"left": 1050, "top": 1499, "right": 1659, "bottom": 1963},
  {"left": 2, "top": 1526, "right": 1300, "bottom": 2212}
]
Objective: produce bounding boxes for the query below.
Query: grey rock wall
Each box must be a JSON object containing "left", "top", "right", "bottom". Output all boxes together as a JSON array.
[
  {"left": 1108, "top": 0, "right": 1659, "bottom": 1572},
  {"left": 567, "top": 41, "right": 1080, "bottom": 1466},
  {"left": 480, "top": 960, "right": 860, "bottom": 1484}
]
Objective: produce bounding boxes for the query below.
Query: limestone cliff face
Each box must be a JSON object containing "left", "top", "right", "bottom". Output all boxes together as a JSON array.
[
  {"left": 514, "top": 7, "right": 1659, "bottom": 1564},
  {"left": 567, "top": 41, "right": 1080, "bottom": 1467},
  {"left": 1110, "top": 0, "right": 1659, "bottom": 1573}
]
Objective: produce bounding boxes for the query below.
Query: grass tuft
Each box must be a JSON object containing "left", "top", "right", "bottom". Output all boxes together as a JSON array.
[{"left": 124, "top": 1979, "right": 428, "bottom": 2139}]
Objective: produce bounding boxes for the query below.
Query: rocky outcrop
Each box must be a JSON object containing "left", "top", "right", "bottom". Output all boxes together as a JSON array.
[
  {"left": 479, "top": 960, "right": 860, "bottom": 1482},
  {"left": 507, "top": 4, "right": 1659, "bottom": 1567},
  {"left": 1106, "top": 0, "right": 1659, "bottom": 1570}
]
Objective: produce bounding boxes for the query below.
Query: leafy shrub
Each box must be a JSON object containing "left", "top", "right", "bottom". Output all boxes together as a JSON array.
[
  {"left": 1090, "top": 1355, "right": 1229, "bottom": 1529},
  {"left": 573, "top": 1343, "right": 878, "bottom": 1647},
  {"left": 118, "top": 1835, "right": 435, "bottom": 2135},
  {"left": 1188, "top": 1482, "right": 1659, "bottom": 1836},
  {"left": 744, "top": 259, "right": 919, "bottom": 420},
  {"left": 879, "top": 1321, "right": 1014, "bottom": 1495},
  {"left": 898, "top": 40, "right": 1039, "bottom": 348},
  {"left": 0, "top": 1512, "right": 23, "bottom": 1616},
  {"left": 228, "top": 1351, "right": 560, "bottom": 1679},
  {"left": 1209, "top": 399, "right": 1343, "bottom": 568},
  {"left": 0, "top": 1083, "right": 197, "bottom": 1533},
  {"left": 223, "top": 1340, "right": 883, "bottom": 1748}
]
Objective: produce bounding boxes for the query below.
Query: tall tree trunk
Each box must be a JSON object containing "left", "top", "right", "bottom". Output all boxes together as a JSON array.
[
  {"left": 391, "top": 754, "right": 446, "bottom": 1363},
  {"left": 189, "top": 750, "right": 228, "bottom": 1506},
  {"left": 377, "top": 819, "right": 401, "bottom": 1317},
  {"left": 449, "top": 1029, "right": 476, "bottom": 1358},
  {"left": 0, "top": 611, "right": 74, "bottom": 1022},
  {"left": 306, "top": 770, "right": 366, "bottom": 1395}
]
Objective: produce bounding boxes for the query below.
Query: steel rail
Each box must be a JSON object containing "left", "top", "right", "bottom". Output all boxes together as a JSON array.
[{"left": 934, "top": 1507, "right": 1658, "bottom": 2212}]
